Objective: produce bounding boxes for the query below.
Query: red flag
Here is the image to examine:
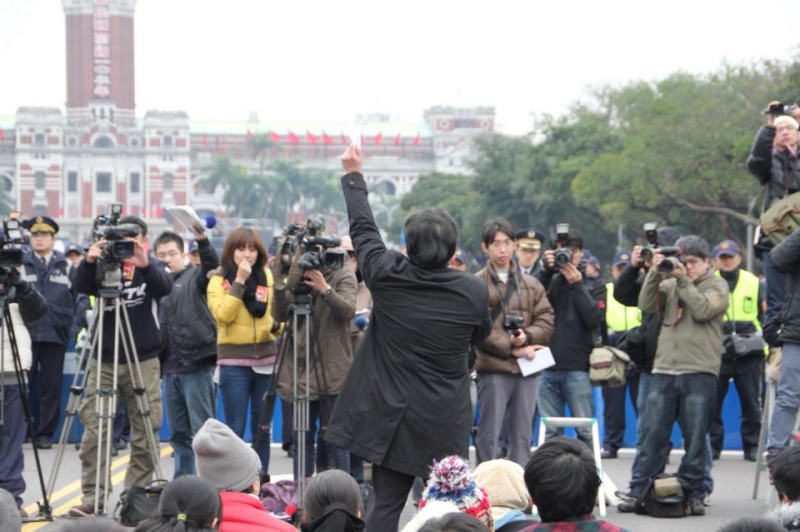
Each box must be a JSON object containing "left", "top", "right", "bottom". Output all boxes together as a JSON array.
[
  {"left": 306, "top": 131, "right": 318, "bottom": 144},
  {"left": 322, "top": 132, "right": 333, "bottom": 145},
  {"left": 287, "top": 131, "right": 300, "bottom": 144},
  {"left": 340, "top": 134, "right": 348, "bottom": 145},
  {"left": 394, "top": 133, "right": 401, "bottom": 146},
  {"left": 268, "top": 131, "right": 280, "bottom": 143},
  {"left": 374, "top": 132, "right": 382, "bottom": 145},
  {"left": 202, "top": 133, "right": 208, "bottom": 146},
  {"left": 413, "top": 133, "right": 421, "bottom": 146}
]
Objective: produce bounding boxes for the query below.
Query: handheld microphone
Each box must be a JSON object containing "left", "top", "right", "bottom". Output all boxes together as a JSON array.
[
  {"left": 202, "top": 214, "right": 217, "bottom": 229},
  {"left": 354, "top": 314, "right": 369, "bottom": 331}
]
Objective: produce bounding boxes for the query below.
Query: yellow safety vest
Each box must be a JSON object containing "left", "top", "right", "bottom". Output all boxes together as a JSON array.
[
  {"left": 716, "top": 269, "right": 761, "bottom": 331},
  {"left": 605, "top": 282, "right": 642, "bottom": 333}
]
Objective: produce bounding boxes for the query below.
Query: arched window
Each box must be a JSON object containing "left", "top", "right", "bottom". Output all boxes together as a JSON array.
[{"left": 93, "top": 135, "right": 114, "bottom": 148}]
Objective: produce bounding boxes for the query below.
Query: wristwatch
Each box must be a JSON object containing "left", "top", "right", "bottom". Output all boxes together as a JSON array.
[{"left": 323, "top": 286, "right": 333, "bottom": 297}]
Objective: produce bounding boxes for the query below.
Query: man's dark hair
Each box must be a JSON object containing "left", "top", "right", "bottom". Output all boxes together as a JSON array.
[
  {"left": 523, "top": 436, "right": 600, "bottom": 522},
  {"left": 417, "top": 512, "right": 488, "bottom": 532},
  {"left": 717, "top": 516, "right": 786, "bottom": 532},
  {"left": 481, "top": 218, "right": 515, "bottom": 247},
  {"left": 677, "top": 235, "right": 710, "bottom": 259},
  {"left": 154, "top": 231, "right": 184, "bottom": 253},
  {"left": 561, "top": 230, "right": 583, "bottom": 250},
  {"left": 773, "top": 447, "right": 800, "bottom": 502},
  {"left": 303, "top": 469, "right": 364, "bottom": 522},
  {"left": 119, "top": 215, "right": 148, "bottom": 237},
  {"left": 404, "top": 208, "right": 458, "bottom": 270}
]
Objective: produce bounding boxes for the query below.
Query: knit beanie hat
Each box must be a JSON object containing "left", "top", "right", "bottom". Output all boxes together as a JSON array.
[
  {"left": 193, "top": 418, "right": 261, "bottom": 492},
  {"left": 775, "top": 115, "right": 800, "bottom": 130},
  {"left": 419, "top": 455, "right": 493, "bottom": 530},
  {"left": 473, "top": 459, "right": 531, "bottom": 523}
]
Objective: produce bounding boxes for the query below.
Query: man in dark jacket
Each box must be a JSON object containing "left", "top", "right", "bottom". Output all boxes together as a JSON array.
[
  {"left": 326, "top": 146, "right": 491, "bottom": 531},
  {"left": 69, "top": 216, "right": 173, "bottom": 516},
  {"left": 21, "top": 216, "right": 75, "bottom": 449},
  {"left": 474, "top": 218, "right": 554, "bottom": 467},
  {"left": 154, "top": 227, "right": 218, "bottom": 478},
  {"left": 747, "top": 106, "right": 800, "bottom": 324},
  {"left": 767, "top": 227, "right": 800, "bottom": 464},
  {"left": 535, "top": 228, "right": 605, "bottom": 447}
]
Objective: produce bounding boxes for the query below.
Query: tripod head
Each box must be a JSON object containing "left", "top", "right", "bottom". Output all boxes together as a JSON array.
[{"left": 96, "top": 259, "right": 125, "bottom": 299}]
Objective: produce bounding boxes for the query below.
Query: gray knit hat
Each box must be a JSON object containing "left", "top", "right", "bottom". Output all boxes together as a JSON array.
[{"left": 193, "top": 418, "right": 261, "bottom": 492}]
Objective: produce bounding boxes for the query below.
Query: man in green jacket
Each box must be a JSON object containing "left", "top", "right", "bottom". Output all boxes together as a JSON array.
[{"left": 622, "top": 236, "right": 728, "bottom": 517}]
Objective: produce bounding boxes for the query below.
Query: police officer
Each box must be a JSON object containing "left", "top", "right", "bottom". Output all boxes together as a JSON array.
[
  {"left": 709, "top": 240, "right": 765, "bottom": 462},
  {"left": 601, "top": 251, "right": 642, "bottom": 459},
  {"left": 515, "top": 228, "right": 545, "bottom": 276},
  {"left": 22, "top": 216, "right": 75, "bottom": 449}
]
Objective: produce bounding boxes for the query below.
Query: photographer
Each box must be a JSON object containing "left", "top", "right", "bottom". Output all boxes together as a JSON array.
[
  {"left": 0, "top": 264, "right": 48, "bottom": 518},
  {"left": 747, "top": 104, "right": 800, "bottom": 323},
  {"left": 21, "top": 216, "right": 75, "bottom": 449},
  {"left": 154, "top": 226, "right": 219, "bottom": 478},
  {"left": 70, "top": 216, "right": 174, "bottom": 517},
  {"left": 708, "top": 240, "right": 764, "bottom": 463},
  {"left": 534, "top": 228, "right": 605, "bottom": 447},
  {"left": 621, "top": 236, "right": 728, "bottom": 516},
  {"left": 273, "top": 229, "right": 358, "bottom": 478},
  {"left": 474, "top": 218, "right": 554, "bottom": 466},
  {"left": 326, "top": 146, "right": 491, "bottom": 530}
]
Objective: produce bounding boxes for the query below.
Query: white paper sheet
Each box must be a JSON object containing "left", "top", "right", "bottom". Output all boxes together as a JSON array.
[{"left": 516, "top": 346, "right": 556, "bottom": 377}]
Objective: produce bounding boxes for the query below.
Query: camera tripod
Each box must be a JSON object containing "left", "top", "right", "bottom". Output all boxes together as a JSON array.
[
  {"left": 259, "top": 284, "right": 336, "bottom": 518},
  {"left": 0, "top": 292, "right": 52, "bottom": 522},
  {"left": 45, "top": 262, "right": 163, "bottom": 516}
]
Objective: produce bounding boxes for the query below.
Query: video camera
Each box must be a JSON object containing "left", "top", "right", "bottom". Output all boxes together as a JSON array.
[
  {"left": 502, "top": 314, "right": 525, "bottom": 338},
  {"left": 0, "top": 212, "right": 26, "bottom": 290},
  {"left": 552, "top": 223, "right": 572, "bottom": 267},
  {"left": 764, "top": 102, "right": 798, "bottom": 116},
  {"left": 276, "top": 216, "right": 345, "bottom": 295},
  {"left": 92, "top": 203, "right": 140, "bottom": 264}
]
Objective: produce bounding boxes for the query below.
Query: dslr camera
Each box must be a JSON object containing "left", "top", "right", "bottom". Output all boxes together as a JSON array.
[
  {"left": 552, "top": 223, "right": 573, "bottom": 267},
  {"left": 640, "top": 222, "right": 659, "bottom": 263},
  {"left": 276, "top": 216, "right": 345, "bottom": 295},
  {"left": 502, "top": 314, "right": 525, "bottom": 338},
  {"left": 764, "top": 102, "right": 798, "bottom": 116},
  {"left": 0, "top": 212, "right": 26, "bottom": 290},
  {"left": 656, "top": 247, "right": 683, "bottom": 275},
  {"left": 92, "top": 203, "right": 140, "bottom": 264}
]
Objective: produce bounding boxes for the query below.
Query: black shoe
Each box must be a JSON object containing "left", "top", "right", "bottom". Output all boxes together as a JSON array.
[
  {"left": 617, "top": 501, "right": 636, "bottom": 513},
  {"left": 35, "top": 437, "right": 52, "bottom": 450},
  {"left": 690, "top": 499, "right": 705, "bottom": 516},
  {"left": 601, "top": 449, "right": 618, "bottom": 459},
  {"left": 615, "top": 489, "right": 637, "bottom": 503},
  {"left": 111, "top": 446, "right": 119, "bottom": 457},
  {"left": 117, "top": 439, "right": 128, "bottom": 450},
  {"left": 712, "top": 450, "right": 721, "bottom": 461},
  {"left": 744, "top": 450, "right": 758, "bottom": 462}
]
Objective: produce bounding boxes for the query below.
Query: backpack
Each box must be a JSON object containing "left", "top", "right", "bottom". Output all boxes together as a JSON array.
[
  {"left": 116, "top": 479, "right": 166, "bottom": 526},
  {"left": 588, "top": 346, "right": 630, "bottom": 387},
  {"left": 634, "top": 474, "right": 689, "bottom": 518}
]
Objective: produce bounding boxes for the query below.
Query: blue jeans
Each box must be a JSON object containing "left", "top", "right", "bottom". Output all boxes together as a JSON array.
[
  {"left": 219, "top": 366, "right": 273, "bottom": 474},
  {"left": 537, "top": 370, "right": 594, "bottom": 446},
  {"left": 768, "top": 343, "right": 800, "bottom": 455},
  {"left": 763, "top": 253, "right": 786, "bottom": 324},
  {"left": 164, "top": 368, "right": 216, "bottom": 477},
  {"left": 297, "top": 395, "right": 349, "bottom": 478},
  {"left": 631, "top": 373, "right": 716, "bottom": 500}
]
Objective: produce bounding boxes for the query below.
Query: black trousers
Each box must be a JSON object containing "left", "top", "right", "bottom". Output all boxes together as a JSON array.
[
  {"left": 367, "top": 463, "right": 417, "bottom": 531},
  {"left": 710, "top": 355, "right": 764, "bottom": 455},
  {"left": 602, "top": 369, "right": 640, "bottom": 452},
  {"left": 29, "top": 341, "right": 67, "bottom": 439}
]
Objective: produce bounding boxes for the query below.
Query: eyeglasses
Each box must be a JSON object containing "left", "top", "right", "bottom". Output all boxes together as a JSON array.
[
  {"left": 489, "top": 239, "right": 514, "bottom": 249},
  {"left": 156, "top": 250, "right": 181, "bottom": 260}
]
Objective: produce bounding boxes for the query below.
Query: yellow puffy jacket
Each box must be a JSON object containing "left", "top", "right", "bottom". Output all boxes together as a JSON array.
[{"left": 207, "top": 267, "right": 282, "bottom": 360}]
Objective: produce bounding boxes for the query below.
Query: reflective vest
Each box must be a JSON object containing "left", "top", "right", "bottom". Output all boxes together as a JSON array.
[
  {"left": 605, "top": 282, "right": 641, "bottom": 333},
  {"left": 716, "top": 269, "right": 761, "bottom": 331}
]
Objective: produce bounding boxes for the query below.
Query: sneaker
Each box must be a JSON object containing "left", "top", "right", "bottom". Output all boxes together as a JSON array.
[
  {"left": 617, "top": 501, "right": 636, "bottom": 513},
  {"left": 690, "top": 499, "right": 705, "bottom": 516},
  {"left": 601, "top": 449, "right": 618, "bottom": 459},
  {"left": 118, "top": 439, "right": 128, "bottom": 450},
  {"left": 614, "top": 489, "right": 637, "bottom": 503},
  {"left": 69, "top": 504, "right": 100, "bottom": 517},
  {"left": 744, "top": 450, "right": 758, "bottom": 462},
  {"left": 34, "top": 437, "right": 52, "bottom": 450}
]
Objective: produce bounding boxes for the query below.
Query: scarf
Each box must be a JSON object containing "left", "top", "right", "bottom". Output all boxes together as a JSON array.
[{"left": 224, "top": 266, "right": 268, "bottom": 318}]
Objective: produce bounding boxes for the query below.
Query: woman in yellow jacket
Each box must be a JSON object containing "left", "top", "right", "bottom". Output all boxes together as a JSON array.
[{"left": 207, "top": 228, "right": 281, "bottom": 475}]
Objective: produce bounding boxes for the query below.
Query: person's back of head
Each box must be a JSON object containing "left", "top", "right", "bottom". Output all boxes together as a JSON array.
[
  {"left": 417, "top": 512, "right": 489, "bottom": 531},
  {"left": 473, "top": 459, "right": 531, "bottom": 525},
  {"left": 0, "top": 488, "right": 21, "bottom": 532},
  {"left": 134, "top": 475, "right": 221, "bottom": 532},
  {"left": 404, "top": 208, "right": 458, "bottom": 270},
  {"left": 717, "top": 516, "right": 786, "bottom": 532},
  {"left": 773, "top": 447, "right": 800, "bottom": 504},
  {"left": 302, "top": 469, "right": 364, "bottom": 524},
  {"left": 192, "top": 418, "right": 261, "bottom": 493},
  {"left": 523, "top": 436, "right": 600, "bottom": 523}
]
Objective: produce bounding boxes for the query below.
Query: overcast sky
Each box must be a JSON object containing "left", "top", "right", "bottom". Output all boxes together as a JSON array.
[{"left": 1, "top": 0, "right": 798, "bottom": 134}]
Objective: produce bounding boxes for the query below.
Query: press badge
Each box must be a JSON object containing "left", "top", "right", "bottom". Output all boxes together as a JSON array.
[
  {"left": 255, "top": 285, "right": 268, "bottom": 303},
  {"left": 222, "top": 279, "right": 231, "bottom": 292},
  {"left": 122, "top": 263, "right": 136, "bottom": 281}
]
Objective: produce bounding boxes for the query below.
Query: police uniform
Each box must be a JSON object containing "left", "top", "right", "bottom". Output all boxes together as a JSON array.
[
  {"left": 22, "top": 216, "right": 75, "bottom": 447},
  {"left": 709, "top": 240, "right": 764, "bottom": 461},
  {"left": 601, "top": 251, "right": 642, "bottom": 457},
  {"left": 515, "top": 228, "right": 545, "bottom": 276}
]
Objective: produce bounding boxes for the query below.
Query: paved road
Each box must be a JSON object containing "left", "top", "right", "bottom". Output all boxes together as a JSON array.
[{"left": 17, "top": 444, "right": 779, "bottom": 531}]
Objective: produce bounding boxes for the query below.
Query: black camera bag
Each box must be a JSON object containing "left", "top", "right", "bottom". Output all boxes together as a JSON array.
[
  {"left": 116, "top": 479, "right": 166, "bottom": 526},
  {"left": 634, "top": 474, "right": 689, "bottom": 518}
]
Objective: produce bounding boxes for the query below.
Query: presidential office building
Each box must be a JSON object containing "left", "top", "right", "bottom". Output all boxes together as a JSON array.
[{"left": 0, "top": 0, "right": 495, "bottom": 242}]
